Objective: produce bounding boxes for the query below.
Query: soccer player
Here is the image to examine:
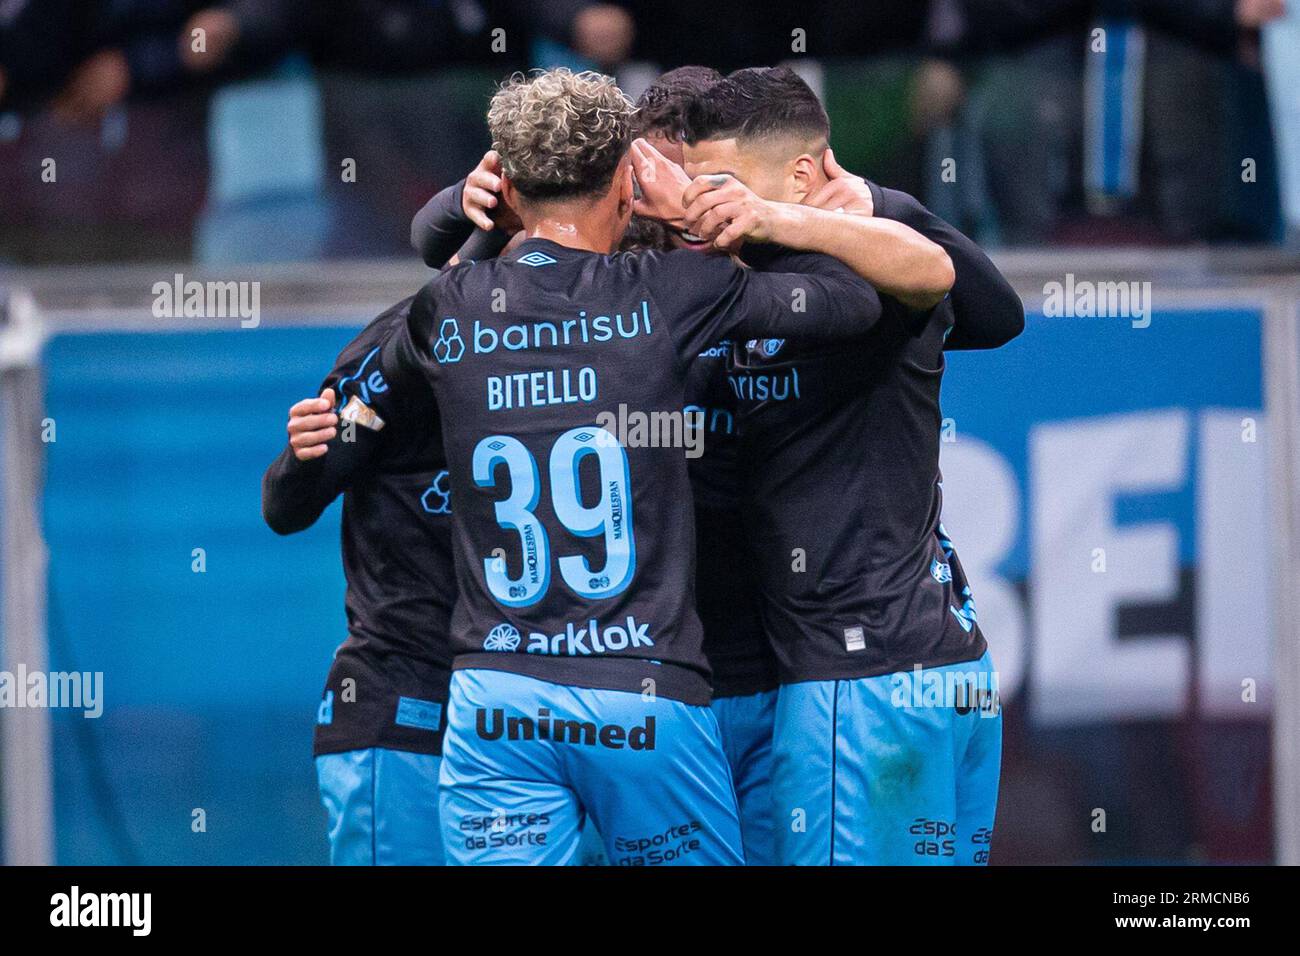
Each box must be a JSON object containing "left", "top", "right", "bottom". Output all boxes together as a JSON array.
[
  {"left": 262, "top": 298, "right": 454, "bottom": 865},
  {"left": 360, "top": 68, "right": 913, "bottom": 866},
  {"left": 623, "top": 65, "right": 945, "bottom": 863},
  {"left": 262, "top": 216, "right": 504, "bottom": 864},
  {"left": 628, "top": 66, "right": 781, "bottom": 866},
  {"left": 675, "top": 66, "right": 1024, "bottom": 866}
]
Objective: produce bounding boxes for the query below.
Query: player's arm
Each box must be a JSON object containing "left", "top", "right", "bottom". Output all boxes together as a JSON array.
[
  {"left": 730, "top": 249, "right": 886, "bottom": 341},
  {"left": 823, "top": 167, "right": 1024, "bottom": 350},
  {"left": 765, "top": 202, "right": 951, "bottom": 311},
  {"left": 888, "top": 192, "right": 1024, "bottom": 350},
  {"left": 366, "top": 282, "right": 446, "bottom": 428},
  {"left": 262, "top": 297, "right": 428, "bottom": 536},
  {"left": 643, "top": 243, "right": 885, "bottom": 364},
  {"left": 411, "top": 150, "right": 519, "bottom": 267},
  {"left": 632, "top": 138, "right": 951, "bottom": 310},
  {"left": 264, "top": 284, "right": 446, "bottom": 537},
  {"left": 410, "top": 179, "right": 475, "bottom": 267},
  {"left": 261, "top": 387, "right": 385, "bottom": 535},
  {"left": 682, "top": 173, "right": 954, "bottom": 311}
]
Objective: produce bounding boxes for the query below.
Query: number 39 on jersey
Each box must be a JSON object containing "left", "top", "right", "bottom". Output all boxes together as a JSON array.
[{"left": 472, "top": 426, "right": 635, "bottom": 607}]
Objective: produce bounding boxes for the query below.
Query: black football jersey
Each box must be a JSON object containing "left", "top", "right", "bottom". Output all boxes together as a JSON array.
[
  {"left": 263, "top": 297, "right": 455, "bottom": 755},
  {"left": 370, "top": 237, "right": 881, "bottom": 704}
]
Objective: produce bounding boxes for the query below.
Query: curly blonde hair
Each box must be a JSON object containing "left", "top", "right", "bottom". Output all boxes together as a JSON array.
[{"left": 487, "top": 68, "right": 635, "bottom": 201}]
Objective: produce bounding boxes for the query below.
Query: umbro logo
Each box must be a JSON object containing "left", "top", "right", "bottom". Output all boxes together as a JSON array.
[{"left": 517, "top": 251, "right": 558, "bottom": 268}]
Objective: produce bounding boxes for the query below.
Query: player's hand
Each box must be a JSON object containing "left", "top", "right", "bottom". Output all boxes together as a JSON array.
[
  {"left": 804, "top": 148, "right": 874, "bottom": 216},
  {"left": 462, "top": 150, "right": 522, "bottom": 234},
  {"left": 630, "top": 138, "right": 692, "bottom": 228},
  {"left": 682, "top": 173, "right": 779, "bottom": 251},
  {"left": 287, "top": 389, "right": 338, "bottom": 461}
]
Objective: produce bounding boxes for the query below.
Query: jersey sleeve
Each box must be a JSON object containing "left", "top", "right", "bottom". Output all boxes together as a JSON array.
[
  {"left": 412, "top": 179, "right": 517, "bottom": 269},
  {"left": 261, "top": 343, "right": 390, "bottom": 535},
  {"left": 641, "top": 247, "right": 884, "bottom": 366},
  {"left": 454, "top": 225, "right": 512, "bottom": 264},
  {"left": 261, "top": 296, "right": 438, "bottom": 535},
  {"left": 872, "top": 184, "right": 1024, "bottom": 350},
  {"left": 367, "top": 279, "right": 444, "bottom": 428},
  {"left": 261, "top": 435, "right": 384, "bottom": 536},
  {"left": 410, "top": 179, "right": 474, "bottom": 267}
]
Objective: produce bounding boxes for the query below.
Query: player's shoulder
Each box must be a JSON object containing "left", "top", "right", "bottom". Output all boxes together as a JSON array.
[
  {"left": 333, "top": 294, "right": 416, "bottom": 368},
  {"left": 324, "top": 295, "right": 418, "bottom": 426},
  {"left": 417, "top": 259, "right": 473, "bottom": 298},
  {"left": 612, "top": 246, "right": 736, "bottom": 287},
  {"left": 407, "top": 258, "right": 490, "bottom": 325},
  {"left": 867, "top": 179, "right": 930, "bottom": 224}
]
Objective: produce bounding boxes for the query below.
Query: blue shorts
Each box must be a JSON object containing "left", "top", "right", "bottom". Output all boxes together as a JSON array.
[
  {"left": 316, "top": 747, "right": 444, "bottom": 865},
  {"left": 439, "top": 668, "right": 745, "bottom": 866},
  {"left": 574, "top": 814, "right": 611, "bottom": 865},
  {"left": 711, "top": 689, "right": 777, "bottom": 865},
  {"left": 771, "top": 651, "right": 1002, "bottom": 866}
]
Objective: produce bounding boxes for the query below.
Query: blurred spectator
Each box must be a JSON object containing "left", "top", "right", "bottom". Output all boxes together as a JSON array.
[
  {"left": 1264, "top": 4, "right": 1300, "bottom": 240},
  {"left": 0, "top": 0, "right": 101, "bottom": 113},
  {"left": 298, "top": 2, "right": 633, "bottom": 259},
  {"left": 305, "top": 1, "right": 632, "bottom": 74},
  {"left": 0, "top": 0, "right": 1291, "bottom": 261},
  {"left": 918, "top": 0, "right": 1287, "bottom": 244},
  {"left": 623, "top": 0, "right": 926, "bottom": 73},
  {"left": 0, "top": 0, "right": 302, "bottom": 122},
  {"left": 929, "top": 0, "right": 1281, "bottom": 55},
  {"left": 178, "top": 2, "right": 304, "bottom": 76},
  {"left": 571, "top": 3, "right": 634, "bottom": 67}
]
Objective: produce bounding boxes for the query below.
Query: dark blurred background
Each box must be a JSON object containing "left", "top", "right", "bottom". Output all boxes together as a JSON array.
[{"left": 1, "top": 0, "right": 1296, "bottom": 264}]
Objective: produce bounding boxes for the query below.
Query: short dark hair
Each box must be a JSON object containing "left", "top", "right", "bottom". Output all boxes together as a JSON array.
[
  {"left": 684, "top": 66, "right": 829, "bottom": 148},
  {"left": 634, "top": 65, "right": 723, "bottom": 141},
  {"left": 619, "top": 214, "right": 674, "bottom": 252},
  {"left": 622, "top": 66, "right": 722, "bottom": 252}
]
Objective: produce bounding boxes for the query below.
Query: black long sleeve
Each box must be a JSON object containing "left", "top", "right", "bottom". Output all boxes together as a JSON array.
[
  {"left": 455, "top": 223, "right": 513, "bottom": 262},
  {"left": 411, "top": 175, "right": 515, "bottom": 267},
  {"left": 261, "top": 428, "right": 383, "bottom": 535},
  {"left": 410, "top": 179, "right": 475, "bottom": 266},
  {"left": 262, "top": 446, "right": 326, "bottom": 535},
  {"left": 872, "top": 183, "right": 1024, "bottom": 350},
  {"left": 260, "top": 298, "right": 423, "bottom": 537}
]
